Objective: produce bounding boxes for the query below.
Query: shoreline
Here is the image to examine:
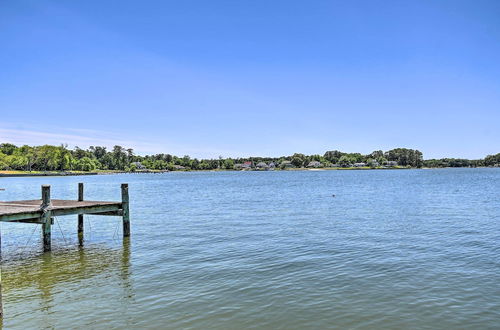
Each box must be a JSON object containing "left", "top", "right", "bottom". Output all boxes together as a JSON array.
[
  {"left": 0, "top": 170, "right": 168, "bottom": 178},
  {"left": 1, "top": 167, "right": 495, "bottom": 177}
]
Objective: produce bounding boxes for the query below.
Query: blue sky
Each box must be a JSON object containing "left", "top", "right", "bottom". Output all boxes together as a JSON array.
[{"left": 1, "top": 0, "right": 499, "bottom": 159}]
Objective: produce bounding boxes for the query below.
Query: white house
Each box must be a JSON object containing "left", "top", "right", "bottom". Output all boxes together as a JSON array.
[{"left": 307, "top": 161, "right": 323, "bottom": 168}]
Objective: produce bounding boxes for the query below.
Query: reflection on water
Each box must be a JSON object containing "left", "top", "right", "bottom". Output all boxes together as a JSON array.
[
  {"left": 0, "top": 169, "right": 499, "bottom": 329},
  {"left": 2, "top": 239, "right": 133, "bottom": 329}
]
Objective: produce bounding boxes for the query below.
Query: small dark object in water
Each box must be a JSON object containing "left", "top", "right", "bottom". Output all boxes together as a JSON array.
[{"left": 332, "top": 194, "right": 335, "bottom": 197}]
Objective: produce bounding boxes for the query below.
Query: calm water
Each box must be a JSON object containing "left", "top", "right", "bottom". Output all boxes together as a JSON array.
[{"left": 0, "top": 169, "right": 499, "bottom": 329}]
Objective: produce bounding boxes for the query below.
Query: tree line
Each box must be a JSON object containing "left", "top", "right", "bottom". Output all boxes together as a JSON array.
[{"left": 0, "top": 143, "right": 498, "bottom": 171}]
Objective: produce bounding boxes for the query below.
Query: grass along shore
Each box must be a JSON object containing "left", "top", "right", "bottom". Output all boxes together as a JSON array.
[
  {"left": 0, "top": 166, "right": 415, "bottom": 177},
  {"left": 0, "top": 170, "right": 169, "bottom": 177}
]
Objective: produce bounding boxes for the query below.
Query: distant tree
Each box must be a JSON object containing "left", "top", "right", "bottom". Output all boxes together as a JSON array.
[
  {"left": 377, "top": 156, "right": 388, "bottom": 165},
  {"left": 0, "top": 152, "right": 9, "bottom": 170},
  {"left": 484, "top": 153, "right": 500, "bottom": 166},
  {"left": 111, "top": 145, "right": 128, "bottom": 170},
  {"left": 223, "top": 158, "right": 234, "bottom": 169},
  {"left": 0, "top": 143, "right": 18, "bottom": 155},
  {"left": 73, "top": 146, "right": 88, "bottom": 160},
  {"left": 324, "top": 150, "right": 344, "bottom": 163},
  {"left": 89, "top": 146, "right": 107, "bottom": 160},
  {"left": 370, "top": 150, "right": 384, "bottom": 159},
  {"left": 366, "top": 158, "right": 377, "bottom": 168},
  {"left": 338, "top": 155, "right": 352, "bottom": 167},
  {"left": 347, "top": 153, "right": 364, "bottom": 163},
  {"left": 385, "top": 148, "right": 423, "bottom": 167},
  {"left": 0, "top": 143, "right": 495, "bottom": 172},
  {"left": 291, "top": 153, "right": 306, "bottom": 167},
  {"left": 76, "top": 157, "right": 98, "bottom": 171}
]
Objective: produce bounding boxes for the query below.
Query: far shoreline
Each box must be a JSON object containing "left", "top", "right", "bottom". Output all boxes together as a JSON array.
[{"left": 1, "top": 166, "right": 497, "bottom": 177}]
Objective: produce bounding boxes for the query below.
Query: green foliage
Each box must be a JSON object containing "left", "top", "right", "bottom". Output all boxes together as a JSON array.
[
  {"left": 129, "top": 163, "right": 137, "bottom": 172},
  {"left": 338, "top": 155, "right": 352, "bottom": 167},
  {"left": 0, "top": 142, "right": 496, "bottom": 172},
  {"left": 384, "top": 148, "right": 423, "bottom": 168},
  {"left": 366, "top": 158, "right": 377, "bottom": 168},
  {"left": 0, "top": 143, "right": 18, "bottom": 155},
  {"left": 223, "top": 158, "right": 235, "bottom": 169},
  {"left": 324, "top": 150, "right": 345, "bottom": 163},
  {"left": 484, "top": 153, "right": 500, "bottom": 167},
  {"left": 291, "top": 153, "right": 306, "bottom": 167},
  {"left": 75, "top": 157, "right": 99, "bottom": 171}
]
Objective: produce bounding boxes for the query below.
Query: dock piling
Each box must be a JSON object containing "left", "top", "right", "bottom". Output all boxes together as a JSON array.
[
  {"left": 78, "top": 183, "right": 84, "bottom": 243},
  {"left": 0, "top": 261, "right": 2, "bottom": 318},
  {"left": 121, "top": 184, "right": 130, "bottom": 237},
  {"left": 41, "top": 185, "right": 52, "bottom": 252}
]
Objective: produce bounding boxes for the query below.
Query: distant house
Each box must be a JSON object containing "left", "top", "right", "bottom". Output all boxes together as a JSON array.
[
  {"left": 280, "top": 161, "right": 294, "bottom": 168},
  {"left": 256, "top": 162, "right": 269, "bottom": 170},
  {"left": 131, "top": 162, "right": 146, "bottom": 170},
  {"left": 173, "top": 165, "right": 185, "bottom": 170},
  {"left": 242, "top": 161, "right": 253, "bottom": 170},
  {"left": 353, "top": 162, "right": 366, "bottom": 167},
  {"left": 385, "top": 161, "right": 398, "bottom": 167},
  {"left": 268, "top": 162, "right": 276, "bottom": 170},
  {"left": 307, "top": 161, "right": 323, "bottom": 168},
  {"left": 234, "top": 161, "right": 253, "bottom": 170}
]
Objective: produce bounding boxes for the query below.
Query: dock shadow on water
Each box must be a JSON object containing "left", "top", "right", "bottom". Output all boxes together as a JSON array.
[{"left": 1, "top": 239, "right": 134, "bottom": 329}]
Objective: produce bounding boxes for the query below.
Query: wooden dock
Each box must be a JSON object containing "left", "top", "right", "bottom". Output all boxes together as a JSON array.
[{"left": 0, "top": 183, "right": 131, "bottom": 318}]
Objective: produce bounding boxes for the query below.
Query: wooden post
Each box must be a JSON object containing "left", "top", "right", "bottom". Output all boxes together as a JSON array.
[
  {"left": 0, "top": 232, "right": 2, "bottom": 318},
  {"left": 121, "top": 183, "right": 130, "bottom": 237},
  {"left": 41, "top": 185, "right": 52, "bottom": 252},
  {"left": 0, "top": 210, "right": 2, "bottom": 318},
  {"left": 0, "top": 259, "right": 2, "bottom": 318},
  {"left": 78, "top": 183, "right": 84, "bottom": 242}
]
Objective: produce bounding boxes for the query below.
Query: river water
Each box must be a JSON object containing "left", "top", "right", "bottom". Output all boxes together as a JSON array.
[{"left": 0, "top": 168, "right": 499, "bottom": 329}]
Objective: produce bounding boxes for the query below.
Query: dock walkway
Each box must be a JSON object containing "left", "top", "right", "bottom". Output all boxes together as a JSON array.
[
  {"left": 0, "top": 199, "right": 123, "bottom": 221},
  {"left": 0, "top": 183, "right": 130, "bottom": 251}
]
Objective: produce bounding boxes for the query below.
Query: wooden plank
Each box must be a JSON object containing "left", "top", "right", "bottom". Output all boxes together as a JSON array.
[
  {"left": 0, "top": 204, "right": 40, "bottom": 216},
  {"left": 0, "top": 211, "right": 42, "bottom": 222},
  {"left": 87, "top": 210, "right": 123, "bottom": 216},
  {"left": 0, "top": 204, "right": 123, "bottom": 221},
  {"left": 1, "top": 200, "right": 122, "bottom": 215},
  {"left": 52, "top": 204, "right": 122, "bottom": 217},
  {"left": 10, "top": 218, "right": 44, "bottom": 224}
]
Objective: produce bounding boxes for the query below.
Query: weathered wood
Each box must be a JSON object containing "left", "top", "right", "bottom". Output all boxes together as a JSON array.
[
  {"left": 0, "top": 261, "right": 3, "bottom": 318},
  {"left": 87, "top": 210, "right": 123, "bottom": 216},
  {"left": 52, "top": 204, "right": 121, "bottom": 217},
  {"left": 0, "top": 209, "right": 2, "bottom": 318},
  {"left": 41, "top": 185, "right": 51, "bottom": 209},
  {"left": 121, "top": 183, "right": 130, "bottom": 237},
  {"left": 10, "top": 218, "right": 44, "bottom": 224},
  {"left": 78, "top": 183, "right": 84, "bottom": 239},
  {"left": 0, "top": 183, "right": 130, "bottom": 242},
  {"left": 41, "top": 185, "right": 52, "bottom": 252},
  {"left": 0, "top": 211, "right": 42, "bottom": 223},
  {"left": 0, "top": 200, "right": 123, "bottom": 222}
]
